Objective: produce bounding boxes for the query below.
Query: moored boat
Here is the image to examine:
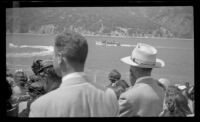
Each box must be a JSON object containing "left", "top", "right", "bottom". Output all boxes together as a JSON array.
[{"left": 96, "top": 40, "right": 120, "bottom": 46}]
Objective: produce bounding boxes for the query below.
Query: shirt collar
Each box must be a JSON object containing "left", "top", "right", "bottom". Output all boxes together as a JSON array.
[
  {"left": 60, "top": 72, "right": 86, "bottom": 87},
  {"left": 135, "top": 76, "right": 154, "bottom": 84},
  {"left": 62, "top": 72, "right": 85, "bottom": 81}
]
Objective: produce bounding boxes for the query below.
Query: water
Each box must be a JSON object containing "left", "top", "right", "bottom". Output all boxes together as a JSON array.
[{"left": 6, "top": 33, "right": 194, "bottom": 86}]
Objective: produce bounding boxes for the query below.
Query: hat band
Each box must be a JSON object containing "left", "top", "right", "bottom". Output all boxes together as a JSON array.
[{"left": 132, "top": 57, "right": 156, "bottom": 66}]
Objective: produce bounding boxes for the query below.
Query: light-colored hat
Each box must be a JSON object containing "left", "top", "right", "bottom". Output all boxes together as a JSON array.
[{"left": 121, "top": 43, "right": 165, "bottom": 68}]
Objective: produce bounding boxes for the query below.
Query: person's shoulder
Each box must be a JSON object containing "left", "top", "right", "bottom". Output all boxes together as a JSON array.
[
  {"left": 84, "top": 77, "right": 107, "bottom": 92},
  {"left": 85, "top": 79, "right": 117, "bottom": 99},
  {"left": 89, "top": 82, "right": 110, "bottom": 95},
  {"left": 32, "top": 89, "right": 58, "bottom": 107},
  {"left": 120, "top": 84, "right": 144, "bottom": 99}
]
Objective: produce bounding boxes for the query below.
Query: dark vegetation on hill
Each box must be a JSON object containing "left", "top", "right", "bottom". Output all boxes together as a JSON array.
[{"left": 6, "top": 7, "right": 193, "bottom": 39}]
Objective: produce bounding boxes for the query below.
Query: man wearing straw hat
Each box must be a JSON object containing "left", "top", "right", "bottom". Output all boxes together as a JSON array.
[{"left": 119, "top": 43, "right": 165, "bottom": 117}]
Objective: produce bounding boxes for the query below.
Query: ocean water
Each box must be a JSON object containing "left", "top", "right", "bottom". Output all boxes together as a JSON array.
[{"left": 6, "top": 33, "right": 194, "bottom": 86}]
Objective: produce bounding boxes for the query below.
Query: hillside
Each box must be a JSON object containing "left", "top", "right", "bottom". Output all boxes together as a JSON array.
[{"left": 6, "top": 7, "right": 194, "bottom": 38}]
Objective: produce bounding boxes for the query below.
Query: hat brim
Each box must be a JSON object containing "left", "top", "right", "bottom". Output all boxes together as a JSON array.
[
  {"left": 121, "top": 56, "right": 165, "bottom": 68},
  {"left": 37, "top": 65, "right": 53, "bottom": 73}
]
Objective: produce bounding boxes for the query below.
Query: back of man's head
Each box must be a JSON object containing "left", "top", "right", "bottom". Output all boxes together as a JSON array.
[
  {"left": 130, "top": 66, "right": 152, "bottom": 78},
  {"left": 54, "top": 30, "right": 88, "bottom": 65}
]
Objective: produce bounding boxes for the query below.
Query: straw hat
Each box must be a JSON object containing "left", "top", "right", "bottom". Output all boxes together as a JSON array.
[{"left": 121, "top": 43, "right": 165, "bottom": 68}]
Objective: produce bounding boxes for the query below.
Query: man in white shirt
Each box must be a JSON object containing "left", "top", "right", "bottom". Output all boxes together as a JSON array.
[{"left": 29, "top": 30, "right": 119, "bottom": 117}]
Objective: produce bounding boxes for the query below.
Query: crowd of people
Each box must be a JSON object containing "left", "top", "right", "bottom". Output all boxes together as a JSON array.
[{"left": 5, "top": 30, "right": 194, "bottom": 117}]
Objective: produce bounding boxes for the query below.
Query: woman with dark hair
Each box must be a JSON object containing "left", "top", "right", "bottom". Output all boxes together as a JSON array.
[
  {"left": 159, "top": 85, "right": 192, "bottom": 117},
  {"left": 106, "top": 69, "right": 121, "bottom": 88},
  {"left": 31, "top": 59, "right": 43, "bottom": 75},
  {"left": 106, "top": 69, "right": 129, "bottom": 99},
  {"left": 37, "top": 60, "right": 62, "bottom": 92}
]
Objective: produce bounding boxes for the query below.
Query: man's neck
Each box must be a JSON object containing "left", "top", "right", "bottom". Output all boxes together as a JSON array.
[
  {"left": 130, "top": 74, "right": 151, "bottom": 86},
  {"left": 61, "top": 62, "right": 84, "bottom": 77},
  {"left": 137, "top": 74, "right": 151, "bottom": 80},
  {"left": 61, "top": 68, "right": 84, "bottom": 78}
]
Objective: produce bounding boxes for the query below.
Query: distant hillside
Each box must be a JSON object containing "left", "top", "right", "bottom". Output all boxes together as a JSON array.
[
  {"left": 6, "top": 7, "right": 194, "bottom": 39},
  {"left": 141, "top": 7, "right": 194, "bottom": 38}
]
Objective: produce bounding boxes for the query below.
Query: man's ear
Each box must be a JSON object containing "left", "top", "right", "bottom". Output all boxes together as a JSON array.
[
  {"left": 57, "top": 53, "right": 63, "bottom": 65},
  {"left": 61, "top": 53, "right": 68, "bottom": 65}
]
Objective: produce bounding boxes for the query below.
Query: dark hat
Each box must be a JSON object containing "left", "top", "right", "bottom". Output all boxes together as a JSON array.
[
  {"left": 37, "top": 60, "right": 53, "bottom": 73},
  {"left": 108, "top": 69, "right": 121, "bottom": 81},
  {"left": 31, "top": 59, "right": 44, "bottom": 75}
]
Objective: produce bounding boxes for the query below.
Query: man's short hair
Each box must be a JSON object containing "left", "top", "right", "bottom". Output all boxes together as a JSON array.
[{"left": 54, "top": 30, "right": 88, "bottom": 64}]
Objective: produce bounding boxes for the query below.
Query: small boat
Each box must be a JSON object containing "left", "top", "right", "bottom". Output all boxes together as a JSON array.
[
  {"left": 96, "top": 41, "right": 105, "bottom": 45},
  {"left": 96, "top": 40, "right": 120, "bottom": 46},
  {"left": 174, "top": 84, "right": 187, "bottom": 90}
]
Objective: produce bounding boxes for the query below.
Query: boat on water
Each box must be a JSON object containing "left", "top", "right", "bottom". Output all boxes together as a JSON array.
[
  {"left": 174, "top": 84, "right": 187, "bottom": 90},
  {"left": 96, "top": 40, "right": 120, "bottom": 46}
]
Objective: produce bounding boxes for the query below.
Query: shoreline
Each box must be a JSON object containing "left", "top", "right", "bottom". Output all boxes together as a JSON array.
[{"left": 6, "top": 33, "right": 193, "bottom": 41}]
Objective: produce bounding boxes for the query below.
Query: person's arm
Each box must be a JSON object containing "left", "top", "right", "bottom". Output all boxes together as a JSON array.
[
  {"left": 105, "top": 88, "right": 119, "bottom": 117},
  {"left": 119, "top": 96, "right": 131, "bottom": 117},
  {"left": 119, "top": 92, "right": 139, "bottom": 117}
]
